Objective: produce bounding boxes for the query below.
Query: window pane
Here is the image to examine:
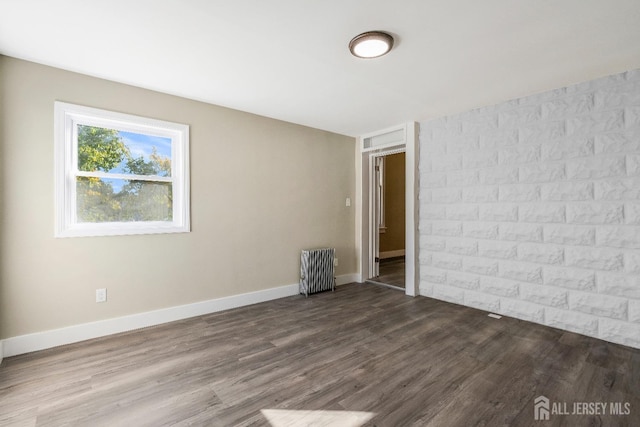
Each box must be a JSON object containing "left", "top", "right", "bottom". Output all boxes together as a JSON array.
[
  {"left": 77, "top": 125, "right": 172, "bottom": 176},
  {"left": 76, "top": 177, "right": 172, "bottom": 223}
]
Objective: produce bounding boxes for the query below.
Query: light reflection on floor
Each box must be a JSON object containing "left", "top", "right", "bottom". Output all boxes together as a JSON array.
[{"left": 261, "top": 409, "right": 376, "bottom": 427}]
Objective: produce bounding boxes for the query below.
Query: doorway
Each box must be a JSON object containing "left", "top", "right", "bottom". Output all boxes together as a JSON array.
[
  {"left": 369, "top": 152, "right": 406, "bottom": 290},
  {"left": 356, "top": 122, "right": 418, "bottom": 297}
]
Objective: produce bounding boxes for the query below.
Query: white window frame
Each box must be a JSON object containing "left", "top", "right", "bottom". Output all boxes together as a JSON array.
[{"left": 54, "top": 102, "right": 190, "bottom": 237}]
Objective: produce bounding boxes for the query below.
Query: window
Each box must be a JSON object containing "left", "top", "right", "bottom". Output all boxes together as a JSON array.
[{"left": 54, "top": 102, "right": 190, "bottom": 237}]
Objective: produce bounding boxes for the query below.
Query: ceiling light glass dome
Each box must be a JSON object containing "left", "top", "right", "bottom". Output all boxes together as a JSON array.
[{"left": 349, "top": 31, "right": 394, "bottom": 59}]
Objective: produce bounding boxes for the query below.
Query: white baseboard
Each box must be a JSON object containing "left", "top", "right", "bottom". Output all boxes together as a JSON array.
[
  {"left": 380, "top": 250, "right": 405, "bottom": 259},
  {"left": 336, "top": 273, "right": 360, "bottom": 286},
  {"left": 0, "top": 274, "right": 357, "bottom": 359}
]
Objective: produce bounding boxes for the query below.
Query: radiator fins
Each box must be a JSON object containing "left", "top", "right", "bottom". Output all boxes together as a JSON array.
[{"left": 300, "top": 248, "right": 336, "bottom": 297}]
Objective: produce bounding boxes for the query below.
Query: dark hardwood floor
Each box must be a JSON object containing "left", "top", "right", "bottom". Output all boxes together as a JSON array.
[
  {"left": 375, "top": 257, "right": 405, "bottom": 289},
  {"left": 1, "top": 283, "right": 639, "bottom": 426}
]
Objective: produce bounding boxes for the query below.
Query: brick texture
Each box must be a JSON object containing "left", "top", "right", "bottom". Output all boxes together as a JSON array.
[{"left": 419, "top": 69, "right": 640, "bottom": 349}]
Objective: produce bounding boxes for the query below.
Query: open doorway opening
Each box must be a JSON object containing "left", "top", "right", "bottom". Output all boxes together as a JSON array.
[
  {"left": 356, "top": 122, "right": 418, "bottom": 297},
  {"left": 377, "top": 152, "right": 406, "bottom": 288},
  {"left": 367, "top": 151, "right": 406, "bottom": 290}
]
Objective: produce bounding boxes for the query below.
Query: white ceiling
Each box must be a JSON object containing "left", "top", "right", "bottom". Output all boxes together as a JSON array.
[{"left": 1, "top": 0, "right": 640, "bottom": 137}]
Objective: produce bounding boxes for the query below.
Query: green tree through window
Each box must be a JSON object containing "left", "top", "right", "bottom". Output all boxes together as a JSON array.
[{"left": 76, "top": 125, "right": 173, "bottom": 223}]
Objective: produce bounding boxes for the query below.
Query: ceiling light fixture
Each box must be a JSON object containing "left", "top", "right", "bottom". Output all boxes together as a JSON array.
[{"left": 349, "top": 31, "right": 394, "bottom": 59}]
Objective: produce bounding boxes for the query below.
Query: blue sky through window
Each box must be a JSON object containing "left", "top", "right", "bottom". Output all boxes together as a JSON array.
[
  {"left": 112, "top": 130, "right": 171, "bottom": 172},
  {"left": 112, "top": 130, "right": 172, "bottom": 191},
  {"left": 119, "top": 130, "right": 172, "bottom": 160}
]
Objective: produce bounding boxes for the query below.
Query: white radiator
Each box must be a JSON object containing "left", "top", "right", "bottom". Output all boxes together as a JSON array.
[{"left": 300, "top": 248, "right": 336, "bottom": 297}]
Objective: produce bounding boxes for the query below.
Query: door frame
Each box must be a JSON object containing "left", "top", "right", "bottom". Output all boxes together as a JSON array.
[{"left": 355, "top": 122, "right": 419, "bottom": 296}]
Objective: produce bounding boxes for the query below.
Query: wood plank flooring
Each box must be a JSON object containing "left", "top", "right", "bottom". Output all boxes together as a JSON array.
[
  {"left": 1, "top": 283, "right": 639, "bottom": 426},
  {"left": 375, "top": 257, "right": 405, "bottom": 288}
]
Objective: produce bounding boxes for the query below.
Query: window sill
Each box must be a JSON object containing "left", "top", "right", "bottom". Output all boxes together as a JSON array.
[{"left": 55, "top": 222, "right": 190, "bottom": 238}]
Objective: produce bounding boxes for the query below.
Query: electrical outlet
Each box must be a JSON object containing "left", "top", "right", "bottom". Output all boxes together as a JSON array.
[
  {"left": 96, "top": 288, "right": 107, "bottom": 303},
  {"left": 334, "top": 257, "right": 339, "bottom": 267},
  {"left": 345, "top": 198, "right": 351, "bottom": 207}
]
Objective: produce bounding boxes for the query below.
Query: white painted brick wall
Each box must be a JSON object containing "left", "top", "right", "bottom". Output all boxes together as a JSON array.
[
  {"left": 619, "top": 107, "right": 640, "bottom": 127},
  {"left": 431, "top": 154, "right": 461, "bottom": 172},
  {"left": 566, "top": 203, "right": 624, "bottom": 224},
  {"left": 432, "top": 284, "right": 465, "bottom": 304},
  {"left": 448, "top": 170, "right": 479, "bottom": 187},
  {"left": 446, "top": 238, "right": 478, "bottom": 256},
  {"left": 542, "top": 182, "right": 593, "bottom": 201},
  {"left": 627, "top": 154, "right": 640, "bottom": 175},
  {"left": 541, "top": 137, "right": 593, "bottom": 162},
  {"left": 463, "top": 151, "right": 498, "bottom": 169},
  {"left": 419, "top": 251, "right": 432, "bottom": 265},
  {"left": 626, "top": 202, "right": 640, "bottom": 225},
  {"left": 519, "top": 121, "right": 565, "bottom": 145},
  {"left": 499, "top": 260, "right": 543, "bottom": 283},
  {"left": 500, "top": 299, "right": 545, "bottom": 323},
  {"left": 463, "top": 257, "right": 498, "bottom": 276},
  {"left": 566, "top": 155, "right": 626, "bottom": 180},
  {"left": 432, "top": 253, "right": 462, "bottom": 271},
  {"left": 565, "top": 247, "right": 624, "bottom": 271},
  {"left": 499, "top": 105, "right": 541, "bottom": 127},
  {"left": 446, "top": 204, "right": 479, "bottom": 221},
  {"left": 544, "top": 267, "right": 596, "bottom": 291},
  {"left": 478, "top": 240, "right": 517, "bottom": 260},
  {"left": 499, "top": 184, "right": 540, "bottom": 202},
  {"left": 463, "top": 222, "right": 499, "bottom": 239},
  {"left": 518, "top": 243, "right": 564, "bottom": 265},
  {"left": 479, "top": 130, "right": 518, "bottom": 150},
  {"left": 432, "top": 188, "right": 461, "bottom": 204},
  {"left": 447, "top": 271, "right": 480, "bottom": 290},
  {"left": 464, "top": 290, "right": 500, "bottom": 312},
  {"left": 421, "top": 172, "right": 447, "bottom": 188},
  {"left": 519, "top": 163, "right": 566, "bottom": 183},
  {"left": 424, "top": 236, "right": 446, "bottom": 251},
  {"left": 519, "top": 203, "right": 565, "bottom": 223},
  {"left": 420, "top": 267, "right": 446, "bottom": 284},
  {"left": 595, "top": 177, "right": 640, "bottom": 200},
  {"left": 419, "top": 68, "right": 640, "bottom": 349},
  {"left": 499, "top": 223, "right": 543, "bottom": 242},
  {"left": 520, "top": 284, "right": 569, "bottom": 308},
  {"left": 421, "top": 205, "right": 446, "bottom": 222},
  {"left": 569, "top": 291, "right": 628, "bottom": 320},
  {"left": 431, "top": 221, "right": 463, "bottom": 237},
  {"left": 566, "top": 111, "right": 624, "bottom": 136},
  {"left": 596, "top": 227, "right": 640, "bottom": 249},
  {"left": 599, "top": 319, "right": 640, "bottom": 348},
  {"left": 626, "top": 252, "right": 640, "bottom": 274},
  {"left": 543, "top": 224, "right": 595, "bottom": 246},
  {"left": 462, "top": 186, "right": 498, "bottom": 203},
  {"left": 448, "top": 135, "right": 479, "bottom": 153},
  {"left": 479, "top": 204, "right": 518, "bottom": 222},
  {"left": 629, "top": 300, "right": 640, "bottom": 324},
  {"left": 545, "top": 308, "right": 599, "bottom": 336},
  {"left": 499, "top": 145, "right": 540, "bottom": 165},
  {"left": 479, "top": 276, "right": 519, "bottom": 297},
  {"left": 541, "top": 93, "right": 593, "bottom": 120},
  {"left": 596, "top": 273, "right": 640, "bottom": 299},
  {"left": 595, "top": 133, "right": 639, "bottom": 154}
]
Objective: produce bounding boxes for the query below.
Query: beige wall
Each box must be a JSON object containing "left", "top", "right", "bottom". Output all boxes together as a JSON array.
[
  {"left": 379, "top": 152, "right": 405, "bottom": 253},
  {"left": 0, "top": 56, "right": 356, "bottom": 339}
]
